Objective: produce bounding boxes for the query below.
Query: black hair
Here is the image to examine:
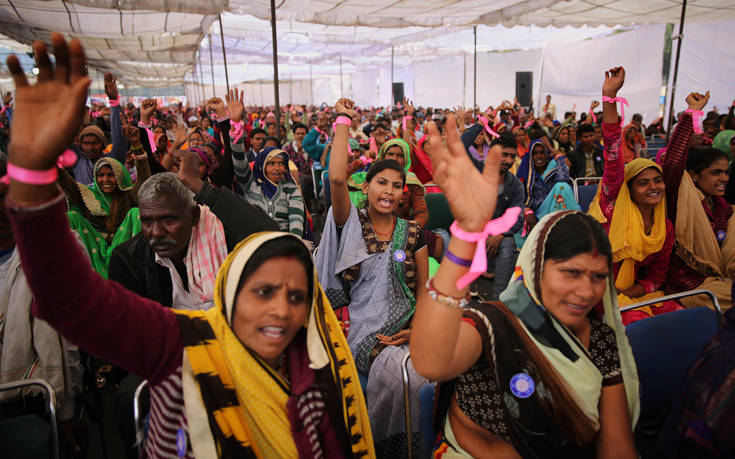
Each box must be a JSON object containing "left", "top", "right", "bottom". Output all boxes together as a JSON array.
[
  {"left": 529, "top": 129, "right": 548, "bottom": 142},
  {"left": 544, "top": 212, "right": 612, "bottom": 265},
  {"left": 632, "top": 113, "right": 643, "bottom": 123},
  {"left": 576, "top": 123, "right": 595, "bottom": 138},
  {"left": 564, "top": 111, "right": 572, "bottom": 120},
  {"left": 250, "top": 128, "right": 266, "bottom": 138},
  {"left": 235, "top": 236, "right": 314, "bottom": 309},
  {"left": 490, "top": 132, "right": 518, "bottom": 149},
  {"left": 686, "top": 147, "right": 729, "bottom": 174},
  {"left": 365, "top": 159, "right": 406, "bottom": 185},
  {"left": 292, "top": 122, "right": 308, "bottom": 133},
  {"left": 263, "top": 136, "right": 281, "bottom": 147}
]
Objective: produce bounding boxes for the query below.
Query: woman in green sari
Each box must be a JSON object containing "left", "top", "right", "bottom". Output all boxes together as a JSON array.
[{"left": 59, "top": 148, "right": 150, "bottom": 277}]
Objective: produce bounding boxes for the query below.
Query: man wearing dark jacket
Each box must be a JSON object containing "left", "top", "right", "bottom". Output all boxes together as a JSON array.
[
  {"left": 109, "top": 152, "right": 278, "bottom": 308},
  {"left": 461, "top": 129, "right": 526, "bottom": 299},
  {"left": 568, "top": 124, "right": 604, "bottom": 178}
]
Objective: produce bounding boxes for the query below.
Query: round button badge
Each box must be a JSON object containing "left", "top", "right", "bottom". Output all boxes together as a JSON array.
[
  {"left": 393, "top": 249, "right": 406, "bottom": 263},
  {"left": 717, "top": 230, "right": 727, "bottom": 242},
  {"left": 510, "top": 373, "right": 535, "bottom": 399}
]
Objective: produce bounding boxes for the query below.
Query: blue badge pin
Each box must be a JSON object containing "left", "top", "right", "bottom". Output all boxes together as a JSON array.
[
  {"left": 510, "top": 373, "right": 535, "bottom": 399},
  {"left": 717, "top": 230, "right": 727, "bottom": 242},
  {"left": 393, "top": 249, "right": 406, "bottom": 263},
  {"left": 176, "top": 428, "right": 187, "bottom": 457}
]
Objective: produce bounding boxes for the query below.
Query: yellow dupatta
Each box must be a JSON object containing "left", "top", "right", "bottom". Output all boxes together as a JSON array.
[
  {"left": 589, "top": 159, "right": 667, "bottom": 291},
  {"left": 175, "top": 232, "right": 374, "bottom": 458}
]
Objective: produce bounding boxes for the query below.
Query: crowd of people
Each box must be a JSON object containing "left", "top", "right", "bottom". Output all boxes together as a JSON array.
[{"left": 0, "top": 33, "right": 734, "bottom": 459}]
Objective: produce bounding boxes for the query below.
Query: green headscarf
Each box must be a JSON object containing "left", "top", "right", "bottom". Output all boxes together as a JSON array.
[
  {"left": 712, "top": 130, "right": 735, "bottom": 162},
  {"left": 73, "top": 157, "right": 134, "bottom": 216},
  {"left": 347, "top": 138, "right": 423, "bottom": 206},
  {"left": 67, "top": 157, "right": 140, "bottom": 278}
]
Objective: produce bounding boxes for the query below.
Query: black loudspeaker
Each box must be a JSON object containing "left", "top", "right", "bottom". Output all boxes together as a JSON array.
[
  {"left": 392, "top": 82, "right": 405, "bottom": 105},
  {"left": 515, "top": 72, "right": 533, "bottom": 108}
]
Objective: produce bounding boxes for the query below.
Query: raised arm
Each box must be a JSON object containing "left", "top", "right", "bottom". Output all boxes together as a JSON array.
[
  {"left": 328, "top": 98, "right": 357, "bottom": 226},
  {"left": 663, "top": 91, "right": 709, "bottom": 220},
  {"left": 410, "top": 113, "right": 503, "bottom": 381},
  {"left": 598, "top": 67, "right": 626, "bottom": 219},
  {"left": 402, "top": 98, "right": 416, "bottom": 146},
  {"left": 105, "top": 73, "right": 128, "bottom": 164},
  {"left": 5, "top": 33, "right": 182, "bottom": 385}
]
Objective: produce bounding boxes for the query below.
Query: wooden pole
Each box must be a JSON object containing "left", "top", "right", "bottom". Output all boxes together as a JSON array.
[
  {"left": 666, "top": 0, "right": 688, "bottom": 140},
  {"left": 218, "top": 14, "right": 231, "bottom": 94}
]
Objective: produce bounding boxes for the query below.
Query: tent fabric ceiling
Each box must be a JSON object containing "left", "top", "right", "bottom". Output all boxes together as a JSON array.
[{"left": 0, "top": 0, "right": 732, "bottom": 89}]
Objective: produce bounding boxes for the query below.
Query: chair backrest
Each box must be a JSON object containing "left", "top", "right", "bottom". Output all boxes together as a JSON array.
[
  {"left": 0, "top": 379, "right": 59, "bottom": 459},
  {"left": 311, "top": 163, "right": 323, "bottom": 199},
  {"left": 321, "top": 170, "right": 331, "bottom": 212},
  {"left": 133, "top": 380, "right": 149, "bottom": 459},
  {"left": 575, "top": 184, "right": 598, "bottom": 213},
  {"left": 625, "top": 307, "right": 719, "bottom": 421},
  {"left": 424, "top": 193, "right": 454, "bottom": 231}
]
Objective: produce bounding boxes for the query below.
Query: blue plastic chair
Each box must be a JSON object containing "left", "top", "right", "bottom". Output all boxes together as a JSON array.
[
  {"left": 575, "top": 184, "right": 598, "bottom": 212},
  {"left": 621, "top": 289, "right": 721, "bottom": 421},
  {"left": 0, "top": 379, "right": 59, "bottom": 459}
]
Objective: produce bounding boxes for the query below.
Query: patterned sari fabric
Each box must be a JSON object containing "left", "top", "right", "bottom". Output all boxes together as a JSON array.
[
  {"left": 434, "top": 211, "right": 639, "bottom": 458},
  {"left": 175, "top": 232, "right": 374, "bottom": 459},
  {"left": 316, "top": 205, "right": 429, "bottom": 457}
]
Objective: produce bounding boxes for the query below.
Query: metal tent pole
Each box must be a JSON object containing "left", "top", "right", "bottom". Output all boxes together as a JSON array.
[
  {"left": 208, "top": 34, "right": 215, "bottom": 98},
  {"left": 269, "top": 0, "right": 281, "bottom": 142},
  {"left": 391, "top": 46, "right": 394, "bottom": 104},
  {"left": 218, "top": 14, "right": 231, "bottom": 94},
  {"left": 473, "top": 25, "right": 477, "bottom": 113},
  {"left": 339, "top": 53, "right": 344, "bottom": 94},
  {"left": 666, "top": 0, "right": 688, "bottom": 141},
  {"left": 309, "top": 64, "right": 314, "bottom": 106}
]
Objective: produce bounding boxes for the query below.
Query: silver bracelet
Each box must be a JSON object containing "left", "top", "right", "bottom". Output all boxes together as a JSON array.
[{"left": 425, "top": 279, "right": 470, "bottom": 309}]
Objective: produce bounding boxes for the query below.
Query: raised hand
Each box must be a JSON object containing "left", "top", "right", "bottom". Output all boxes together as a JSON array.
[
  {"left": 173, "top": 149, "right": 204, "bottom": 193},
  {"left": 424, "top": 114, "right": 501, "bottom": 232},
  {"left": 119, "top": 113, "right": 140, "bottom": 146},
  {"left": 172, "top": 123, "right": 187, "bottom": 149},
  {"left": 6, "top": 32, "right": 90, "bottom": 171},
  {"left": 207, "top": 97, "right": 227, "bottom": 119},
  {"left": 590, "top": 100, "right": 600, "bottom": 110},
  {"left": 226, "top": 89, "right": 245, "bottom": 123},
  {"left": 140, "top": 99, "right": 156, "bottom": 124},
  {"left": 602, "top": 67, "right": 625, "bottom": 98},
  {"left": 686, "top": 91, "right": 710, "bottom": 112},
  {"left": 2, "top": 91, "right": 12, "bottom": 106},
  {"left": 335, "top": 98, "right": 357, "bottom": 119},
  {"left": 104, "top": 72, "right": 118, "bottom": 100},
  {"left": 403, "top": 98, "right": 415, "bottom": 116}
]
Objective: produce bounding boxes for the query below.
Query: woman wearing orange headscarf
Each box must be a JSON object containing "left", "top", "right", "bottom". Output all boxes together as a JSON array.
[{"left": 620, "top": 123, "right": 646, "bottom": 163}]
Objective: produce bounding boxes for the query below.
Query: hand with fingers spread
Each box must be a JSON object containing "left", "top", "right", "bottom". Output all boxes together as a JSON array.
[
  {"left": 403, "top": 98, "right": 415, "bottom": 117},
  {"left": 686, "top": 91, "right": 710, "bottom": 112},
  {"left": 6, "top": 32, "right": 90, "bottom": 176},
  {"left": 226, "top": 89, "right": 245, "bottom": 123},
  {"left": 172, "top": 123, "right": 188, "bottom": 149},
  {"left": 424, "top": 114, "right": 501, "bottom": 232},
  {"left": 104, "top": 72, "right": 118, "bottom": 101},
  {"left": 120, "top": 112, "right": 140, "bottom": 146},
  {"left": 207, "top": 97, "right": 227, "bottom": 119}
]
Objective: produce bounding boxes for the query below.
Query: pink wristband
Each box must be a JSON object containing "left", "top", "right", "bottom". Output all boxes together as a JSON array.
[
  {"left": 601, "top": 96, "right": 629, "bottom": 128},
  {"left": 230, "top": 120, "right": 245, "bottom": 143},
  {"left": 589, "top": 110, "right": 597, "bottom": 124},
  {"left": 109, "top": 98, "right": 120, "bottom": 107},
  {"left": 6, "top": 163, "right": 58, "bottom": 185},
  {"left": 685, "top": 108, "right": 704, "bottom": 134},
  {"left": 449, "top": 207, "right": 522, "bottom": 289},
  {"left": 334, "top": 116, "right": 351, "bottom": 127},
  {"left": 402, "top": 115, "right": 413, "bottom": 131}
]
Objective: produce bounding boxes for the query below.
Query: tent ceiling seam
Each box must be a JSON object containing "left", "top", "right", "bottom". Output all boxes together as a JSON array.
[
  {"left": 6, "top": 0, "right": 24, "bottom": 22},
  {"left": 60, "top": 1, "right": 77, "bottom": 34}
]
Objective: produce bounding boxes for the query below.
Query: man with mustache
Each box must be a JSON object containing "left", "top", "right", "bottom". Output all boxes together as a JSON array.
[{"left": 108, "top": 150, "right": 277, "bottom": 310}]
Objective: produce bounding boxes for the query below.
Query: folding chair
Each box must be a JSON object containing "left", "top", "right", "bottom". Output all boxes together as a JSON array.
[
  {"left": 0, "top": 378, "right": 59, "bottom": 459},
  {"left": 573, "top": 177, "right": 601, "bottom": 213},
  {"left": 311, "top": 163, "right": 323, "bottom": 200},
  {"left": 621, "top": 289, "right": 721, "bottom": 443},
  {"left": 133, "top": 379, "right": 149, "bottom": 458},
  {"left": 401, "top": 352, "right": 414, "bottom": 458},
  {"left": 419, "top": 384, "right": 436, "bottom": 459}
]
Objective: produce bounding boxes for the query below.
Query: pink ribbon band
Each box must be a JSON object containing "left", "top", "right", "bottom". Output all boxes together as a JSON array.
[
  {"left": 402, "top": 115, "right": 413, "bottom": 131},
  {"left": 230, "top": 120, "right": 245, "bottom": 144},
  {"left": 601, "top": 95, "right": 629, "bottom": 128},
  {"left": 590, "top": 110, "right": 597, "bottom": 124},
  {"left": 5, "top": 163, "right": 58, "bottom": 185},
  {"left": 477, "top": 116, "right": 500, "bottom": 139},
  {"left": 109, "top": 99, "right": 120, "bottom": 107},
  {"left": 449, "top": 207, "right": 522, "bottom": 289},
  {"left": 686, "top": 108, "right": 704, "bottom": 134}
]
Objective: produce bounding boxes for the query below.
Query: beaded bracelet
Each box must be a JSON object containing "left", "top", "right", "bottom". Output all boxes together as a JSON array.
[{"left": 425, "top": 278, "right": 470, "bottom": 309}]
